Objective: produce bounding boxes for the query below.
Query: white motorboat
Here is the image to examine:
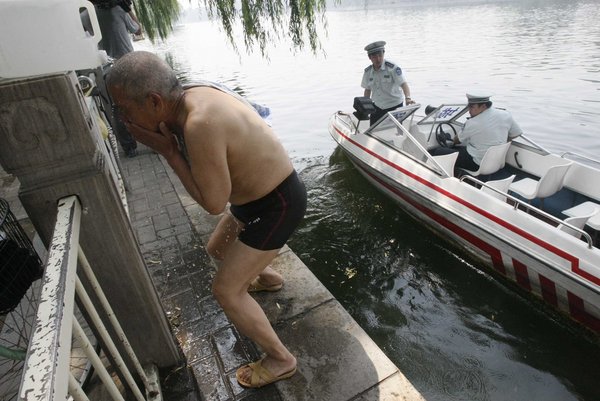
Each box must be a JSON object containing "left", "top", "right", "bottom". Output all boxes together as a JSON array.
[{"left": 328, "top": 101, "right": 600, "bottom": 334}]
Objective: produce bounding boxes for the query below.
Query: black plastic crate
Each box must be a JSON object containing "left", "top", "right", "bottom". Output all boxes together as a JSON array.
[{"left": 0, "top": 199, "right": 43, "bottom": 315}]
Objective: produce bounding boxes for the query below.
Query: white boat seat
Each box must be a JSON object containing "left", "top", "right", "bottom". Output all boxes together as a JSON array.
[
  {"left": 432, "top": 152, "right": 458, "bottom": 177},
  {"left": 480, "top": 175, "right": 515, "bottom": 201},
  {"left": 509, "top": 162, "right": 573, "bottom": 201},
  {"left": 562, "top": 201, "right": 600, "bottom": 231},
  {"left": 461, "top": 142, "right": 511, "bottom": 176},
  {"left": 557, "top": 214, "right": 596, "bottom": 239}
]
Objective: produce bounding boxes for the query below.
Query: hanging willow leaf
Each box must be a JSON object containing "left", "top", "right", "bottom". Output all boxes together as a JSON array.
[
  {"left": 133, "top": 0, "right": 333, "bottom": 56},
  {"left": 134, "top": 0, "right": 181, "bottom": 41}
]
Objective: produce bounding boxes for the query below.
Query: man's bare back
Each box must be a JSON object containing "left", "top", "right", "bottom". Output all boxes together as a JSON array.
[
  {"left": 108, "top": 72, "right": 293, "bottom": 215},
  {"left": 182, "top": 87, "right": 293, "bottom": 207}
]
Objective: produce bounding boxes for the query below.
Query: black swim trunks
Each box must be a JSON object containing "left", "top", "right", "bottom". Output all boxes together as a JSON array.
[{"left": 230, "top": 170, "right": 307, "bottom": 251}]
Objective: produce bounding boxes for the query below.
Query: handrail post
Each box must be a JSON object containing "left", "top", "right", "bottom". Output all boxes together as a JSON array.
[
  {"left": 19, "top": 196, "right": 81, "bottom": 401},
  {"left": 0, "top": 73, "right": 181, "bottom": 371}
]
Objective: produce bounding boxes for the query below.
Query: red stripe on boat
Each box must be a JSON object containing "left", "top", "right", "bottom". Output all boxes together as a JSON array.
[
  {"left": 538, "top": 274, "right": 558, "bottom": 307},
  {"left": 567, "top": 292, "right": 600, "bottom": 332},
  {"left": 513, "top": 260, "right": 531, "bottom": 291},
  {"left": 333, "top": 127, "right": 599, "bottom": 286}
]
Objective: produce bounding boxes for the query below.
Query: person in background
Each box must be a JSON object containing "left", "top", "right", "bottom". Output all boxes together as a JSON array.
[
  {"left": 107, "top": 51, "right": 307, "bottom": 388},
  {"left": 95, "top": 0, "right": 141, "bottom": 59},
  {"left": 361, "top": 40, "right": 416, "bottom": 125},
  {"left": 94, "top": 0, "right": 142, "bottom": 157},
  {"left": 434, "top": 93, "right": 523, "bottom": 173}
]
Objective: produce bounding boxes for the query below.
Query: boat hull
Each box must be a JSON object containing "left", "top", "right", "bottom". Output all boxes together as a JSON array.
[{"left": 329, "top": 113, "right": 600, "bottom": 334}]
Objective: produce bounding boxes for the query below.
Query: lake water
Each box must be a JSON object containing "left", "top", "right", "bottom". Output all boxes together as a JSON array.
[{"left": 138, "top": 0, "right": 600, "bottom": 399}]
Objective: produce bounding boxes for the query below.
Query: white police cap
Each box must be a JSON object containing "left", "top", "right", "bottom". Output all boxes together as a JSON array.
[
  {"left": 466, "top": 93, "right": 491, "bottom": 104},
  {"left": 364, "top": 41, "right": 386, "bottom": 55}
]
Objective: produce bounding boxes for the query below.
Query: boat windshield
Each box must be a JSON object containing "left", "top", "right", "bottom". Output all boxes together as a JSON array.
[
  {"left": 366, "top": 108, "right": 454, "bottom": 177},
  {"left": 417, "top": 104, "right": 469, "bottom": 126}
]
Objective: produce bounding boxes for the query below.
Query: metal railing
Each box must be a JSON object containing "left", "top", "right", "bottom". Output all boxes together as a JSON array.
[
  {"left": 17, "top": 196, "right": 161, "bottom": 401},
  {"left": 461, "top": 175, "right": 594, "bottom": 249},
  {"left": 560, "top": 151, "right": 600, "bottom": 168}
]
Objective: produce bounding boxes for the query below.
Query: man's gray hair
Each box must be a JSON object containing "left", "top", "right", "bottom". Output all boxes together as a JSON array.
[{"left": 107, "top": 51, "right": 182, "bottom": 104}]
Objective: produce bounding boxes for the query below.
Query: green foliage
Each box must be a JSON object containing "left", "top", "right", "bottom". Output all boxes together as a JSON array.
[
  {"left": 288, "top": 0, "right": 328, "bottom": 53},
  {"left": 204, "top": 0, "right": 328, "bottom": 55},
  {"left": 134, "top": 0, "right": 331, "bottom": 56},
  {"left": 134, "top": 0, "right": 180, "bottom": 41}
]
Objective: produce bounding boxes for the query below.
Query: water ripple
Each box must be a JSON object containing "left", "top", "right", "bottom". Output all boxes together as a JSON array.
[{"left": 142, "top": 1, "right": 600, "bottom": 400}]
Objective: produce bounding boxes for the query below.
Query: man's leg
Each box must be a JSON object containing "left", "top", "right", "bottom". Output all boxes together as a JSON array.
[
  {"left": 369, "top": 107, "right": 385, "bottom": 126},
  {"left": 211, "top": 240, "right": 296, "bottom": 384},
  {"left": 207, "top": 212, "right": 283, "bottom": 287},
  {"left": 431, "top": 146, "right": 457, "bottom": 156},
  {"left": 111, "top": 104, "right": 138, "bottom": 157},
  {"left": 370, "top": 104, "right": 402, "bottom": 126},
  {"left": 455, "top": 147, "right": 479, "bottom": 171},
  {"left": 432, "top": 146, "right": 478, "bottom": 176},
  {"left": 206, "top": 211, "right": 242, "bottom": 260}
]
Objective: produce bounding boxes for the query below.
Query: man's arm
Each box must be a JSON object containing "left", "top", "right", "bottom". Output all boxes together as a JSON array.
[
  {"left": 361, "top": 69, "right": 371, "bottom": 98},
  {"left": 124, "top": 11, "right": 141, "bottom": 35},
  {"left": 124, "top": 121, "right": 230, "bottom": 215},
  {"left": 508, "top": 115, "right": 523, "bottom": 139},
  {"left": 128, "top": 11, "right": 143, "bottom": 35},
  {"left": 182, "top": 116, "right": 233, "bottom": 215},
  {"left": 457, "top": 120, "right": 476, "bottom": 145},
  {"left": 167, "top": 148, "right": 230, "bottom": 215},
  {"left": 400, "top": 82, "right": 415, "bottom": 105}
]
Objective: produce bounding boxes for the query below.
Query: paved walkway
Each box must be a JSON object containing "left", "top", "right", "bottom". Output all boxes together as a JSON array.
[{"left": 1, "top": 144, "right": 426, "bottom": 401}]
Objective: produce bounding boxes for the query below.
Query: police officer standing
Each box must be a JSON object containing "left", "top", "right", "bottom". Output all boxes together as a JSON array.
[{"left": 361, "top": 41, "right": 415, "bottom": 125}]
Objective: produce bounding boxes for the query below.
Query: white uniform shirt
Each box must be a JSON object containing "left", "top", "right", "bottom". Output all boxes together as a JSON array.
[
  {"left": 361, "top": 59, "right": 406, "bottom": 109},
  {"left": 458, "top": 107, "right": 523, "bottom": 165}
]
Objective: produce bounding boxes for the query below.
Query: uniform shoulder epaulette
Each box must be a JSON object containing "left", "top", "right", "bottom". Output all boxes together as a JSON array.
[{"left": 364, "top": 65, "right": 373, "bottom": 72}]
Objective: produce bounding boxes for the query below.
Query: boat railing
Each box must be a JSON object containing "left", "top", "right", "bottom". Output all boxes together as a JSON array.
[
  {"left": 334, "top": 111, "right": 369, "bottom": 135},
  {"left": 460, "top": 175, "right": 594, "bottom": 249},
  {"left": 560, "top": 151, "right": 600, "bottom": 168},
  {"left": 515, "top": 136, "right": 600, "bottom": 169},
  {"left": 512, "top": 134, "right": 554, "bottom": 156}
]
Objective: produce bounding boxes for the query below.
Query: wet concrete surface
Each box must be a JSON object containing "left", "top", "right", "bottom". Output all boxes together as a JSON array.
[{"left": 1, "top": 145, "right": 426, "bottom": 401}]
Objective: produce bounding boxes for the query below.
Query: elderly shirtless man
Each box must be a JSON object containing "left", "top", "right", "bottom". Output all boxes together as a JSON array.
[{"left": 107, "top": 51, "right": 306, "bottom": 388}]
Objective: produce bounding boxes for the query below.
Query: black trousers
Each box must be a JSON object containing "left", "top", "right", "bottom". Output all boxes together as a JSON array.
[
  {"left": 370, "top": 103, "right": 402, "bottom": 126},
  {"left": 431, "top": 146, "right": 479, "bottom": 176},
  {"left": 96, "top": 64, "right": 138, "bottom": 154},
  {"left": 111, "top": 104, "right": 138, "bottom": 153}
]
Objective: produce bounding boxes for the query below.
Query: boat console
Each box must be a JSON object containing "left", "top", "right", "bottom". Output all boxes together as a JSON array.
[{"left": 352, "top": 96, "right": 376, "bottom": 121}]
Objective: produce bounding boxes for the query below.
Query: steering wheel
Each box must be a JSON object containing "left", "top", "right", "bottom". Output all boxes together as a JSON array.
[{"left": 435, "top": 123, "right": 457, "bottom": 148}]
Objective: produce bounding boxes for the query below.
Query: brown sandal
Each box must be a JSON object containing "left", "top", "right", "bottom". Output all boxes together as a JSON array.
[
  {"left": 236, "top": 357, "right": 296, "bottom": 388},
  {"left": 247, "top": 278, "right": 283, "bottom": 293}
]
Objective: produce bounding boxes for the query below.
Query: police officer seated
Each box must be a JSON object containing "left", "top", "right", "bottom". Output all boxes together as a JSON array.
[{"left": 432, "top": 93, "right": 523, "bottom": 176}]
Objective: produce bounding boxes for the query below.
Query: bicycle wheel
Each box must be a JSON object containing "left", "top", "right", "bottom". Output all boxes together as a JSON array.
[
  {"left": 0, "top": 278, "right": 98, "bottom": 401},
  {"left": 0, "top": 278, "right": 39, "bottom": 401}
]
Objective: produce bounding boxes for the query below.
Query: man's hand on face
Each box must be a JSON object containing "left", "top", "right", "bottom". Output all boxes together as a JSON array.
[{"left": 125, "top": 121, "right": 180, "bottom": 159}]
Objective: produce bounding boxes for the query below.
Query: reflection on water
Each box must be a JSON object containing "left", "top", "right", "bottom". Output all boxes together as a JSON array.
[
  {"left": 139, "top": 1, "right": 600, "bottom": 399},
  {"left": 291, "top": 152, "right": 600, "bottom": 400},
  {"left": 142, "top": 0, "right": 600, "bottom": 162}
]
